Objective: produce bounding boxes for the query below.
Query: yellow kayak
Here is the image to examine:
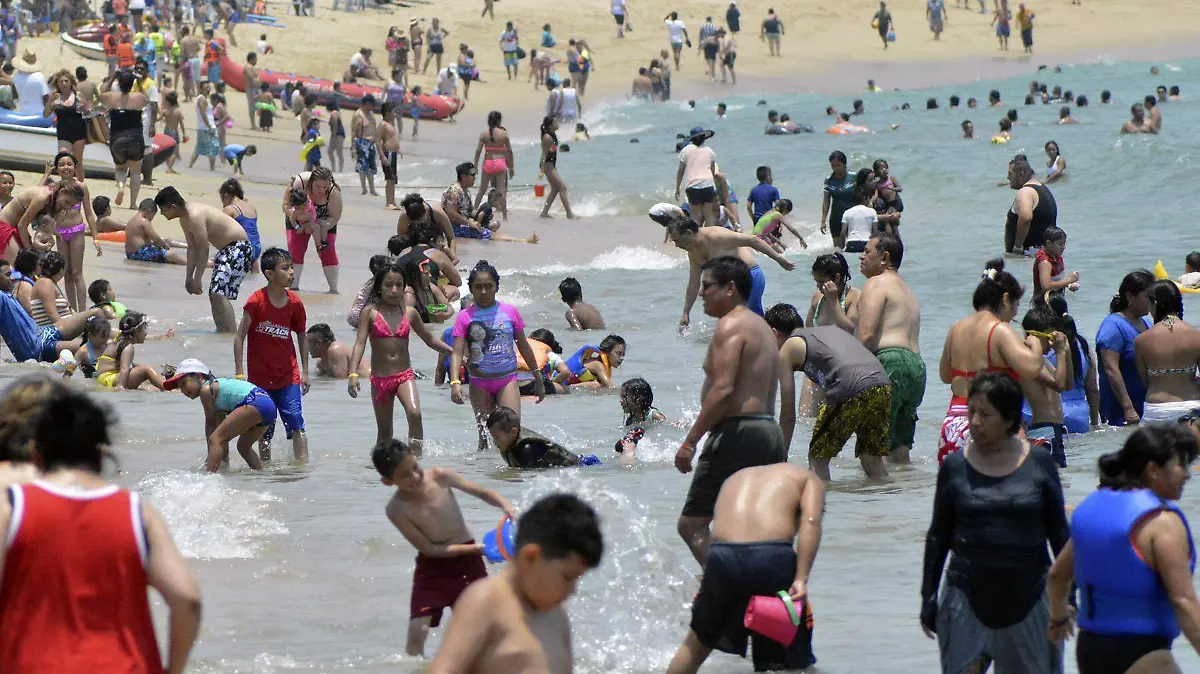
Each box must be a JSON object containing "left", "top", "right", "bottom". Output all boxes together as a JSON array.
[{"left": 1153, "top": 260, "right": 1200, "bottom": 294}]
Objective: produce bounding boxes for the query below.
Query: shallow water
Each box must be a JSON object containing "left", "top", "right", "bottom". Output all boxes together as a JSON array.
[{"left": 5, "top": 55, "right": 1200, "bottom": 672}]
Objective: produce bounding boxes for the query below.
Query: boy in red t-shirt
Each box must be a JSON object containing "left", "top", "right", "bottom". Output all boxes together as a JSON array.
[{"left": 234, "top": 247, "right": 310, "bottom": 463}]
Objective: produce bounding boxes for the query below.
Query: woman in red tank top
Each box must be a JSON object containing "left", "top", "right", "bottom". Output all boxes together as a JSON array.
[
  {"left": 0, "top": 377, "right": 201, "bottom": 674},
  {"left": 936, "top": 259, "right": 1048, "bottom": 463}
]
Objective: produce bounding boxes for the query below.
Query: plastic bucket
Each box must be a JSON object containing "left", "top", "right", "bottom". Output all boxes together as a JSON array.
[
  {"left": 534, "top": 183, "right": 546, "bottom": 197},
  {"left": 482, "top": 516, "right": 515, "bottom": 563},
  {"left": 744, "top": 591, "right": 801, "bottom": 646}
]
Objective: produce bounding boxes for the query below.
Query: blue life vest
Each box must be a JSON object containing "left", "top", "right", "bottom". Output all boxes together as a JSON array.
[
  {"left": 564, "top": 344, "right": 600, "bottom": 377},
  {"left": 1073, "top": 488, "right": 1195, "bottom": 638}
]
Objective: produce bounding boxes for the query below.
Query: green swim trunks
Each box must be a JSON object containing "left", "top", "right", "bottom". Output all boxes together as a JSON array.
[{"left": 876, "top": 347, "right": 927, "bottom": 450}]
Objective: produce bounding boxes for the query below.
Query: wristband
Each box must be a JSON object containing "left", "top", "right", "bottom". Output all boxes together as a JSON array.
[
  {"left": 679, "top": 441, "right": 696, "bottom": 453},
  {"left": 348, "top": 373, "right": 359, "bottom": 379},
  {"left": 450, "top": 379, "right": 462, "bottom": 386},
  {"left": 234, "top": 373, "right": 246, "bottom": 380}
]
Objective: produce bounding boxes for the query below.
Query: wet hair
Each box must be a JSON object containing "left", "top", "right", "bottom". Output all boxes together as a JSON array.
[
  {"left": 812, "top": 252, "right": 851, "bottom": 284},
  {"left": 260, "top": 247, "right": 291, "bottom": 273},
  {"left": 1170, "top": 86, "right": 1180, "bottom": 96},
  {"left": 486, "top": 110, "right": 503, "bottom": 141},
  {"left": 154, "top": 186, "right": 186, "bottom": 210},
  {"left": 1186, "top": 252, "right": 1200, "bottom": 270},
  {"left": 85, "top": 314, "right": 111, "bottom": 340},
  {"left": 455, "top": 161, "right": 476, "bottom": 179},
  {"left": 1101, "top": 90, "right": 1111, "bottom": 102},
  {"left": 306, "top": 323, "right": 335, "bottom": 343},
  {"left": 988, "top": 89, "right": 1001, "bottom": 102},
  {"left": 371, "top": 437, "right": 415, "bottom": 478},
  {"left": 370, "top": 259, "right": 407, "bottom": 299},
  {"left": 485, "top": 405, "right": 520, "bottom": 431},
  {"left": 764, "top": 302, "right": 804, "bottom": 333},
  {"left": 599, "top": 334, "right": 626, "bottom": 355},
  {"left": 1006, "top": 109, "right": 1018, "bottom": 122},
  {"left": 949, "top": 95, "right": 960, "bottom": 107},
  {"left": 40, "top": 251, "right": 65, "bottom": 278},
  {"left": 1046, "top": 294, "right": 1087, "bottom": 378},
  {"left": 514, "top": 493, "right": 603, "bottom": 568},
  {"left": 136, "top": 199, "right": 157, "bottom": 215},
  {"left": 1009, "top": 158, "right": 1033, "bottom": 181},
  {"left": 854, "top": 184, "right": 873, "bottom": 204},
  {"left": 828, "top": 150, "right": 847, "bottom": 167},
  {"left": 1144, "top": 95, "right": 1156, "bottom": 108},
  {"left": 968, "top": 371, "right": 1025, "bottom": 435},
  {"left": 368, "top": 254, "right": 391, "bottom": 276},
  {"left": 999, "top": 118, "right": 1013, "bottom": 132},
  {"left": 307, "top": 166, "right": 339, "bottom": 194},
  {"left": 87, "top": 278, "right": 112, "bottom": 305},
  {"left": 558, "top": 277, "right": 582, "bottom": 304},
  {"left": 700, "top": 256, "right": 751, "bottom": 301},
  {"left": 0, "top": 375, "right": 57, "bottom": 462},
  {"left": 1098, "top": 424, "right": 1198, "bottom": 490},
  {"left": 1110, "top": 269, "right": 1155, "bottom": 313},
  {"left": 873, "top": 232, "right": 905, "bottom": 269},
  {"left": 92, "top": 195, "right": 111, "bottom": 217},
  {"left": 13, "top": 249, "right": 39, "bottom": 276},
  {"left": 665, "top": 216, "right": 699, "bottom": 238},
  {"left": 113, "top": 310, "right": 147, "bottom": 361},
  {"left": 405, "top": 217, "right": 439, "bottom": 248},
  {"left": 775, "top": 198, "right": 793, "bottom": 214},
  {"left": 540, "top": 115, "right": 556, "bottom": 138},
  {"left": 925, "top": 98, "right": 938, "bottom": 110},
  {"left": 401, "top": 192, "right": 426, "bottom": 222},
  {"left": 756, "top": 166, "right": 771, "bottom": 182},
  {"left": 1021, "top": 302, "right": 1057, "bottom": 333},
  {"left": 288, "top": 187, "right": 309, "bottom": 208},
  {"left": 219, "top": 178, "right": 245, "bottom": 201},
  {"left": 529, "top": 328, "right": 563, "bottom": 354},
  {"left": 1076, "top": 94, "right": 1089, "bottom": 107},
  {"left": 1042, "top": 226, "right": 1066, "bottom": 245},
  {"left": 620, "top": 377, "right": 654, "bottom": 417},
  {"left": 1148, "top": 279, "right": 1184, "bottom": 323},
  {"left": 468, "top": 259, "right": 500, "bottom": 289},
  {"left": 973, "top": 259, "right": 1023, "bottom": 312},
  {"left": 1024, "top": 94, "right": 1036, "bottom": 105}
]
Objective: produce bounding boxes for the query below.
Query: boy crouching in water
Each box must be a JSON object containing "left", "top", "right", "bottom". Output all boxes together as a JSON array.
[
  {"left": 373, "top": 438, "right": 515, "bottom": 657},
  {"left": 431, "top": 493, "right": 604, "bottom": 674}
]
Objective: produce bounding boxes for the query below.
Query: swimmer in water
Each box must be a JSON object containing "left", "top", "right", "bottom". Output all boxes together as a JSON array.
[
  {"left": 806, "top": 252, "right": 860, "bottom": 333},
  {"left": 1044, "top": 141, "right": 1066, "bottom": 182},
  {"left": 993, "top": 117, "right": 1013, "bottom": 141},
  {"left": 962, "top": 120, "right": 976, "bottom": 138},
  {"left": 307, "top": 323, "right": 370, "bottom": 379},
  {"left": 486, "top": 406, "right": 590, "bottom": 468},
  {"left": 558, "top": 276, "right": 606, "bottom": 330},
  {"left": 1057, "top": 106, "right": 1078, "bottom": 125},
  {"left": 1120, "top": 103, "right": 1158, "bottom": 134},
  {"left": 1019, "top": 303, "right": 1071, "bottom": 467}
]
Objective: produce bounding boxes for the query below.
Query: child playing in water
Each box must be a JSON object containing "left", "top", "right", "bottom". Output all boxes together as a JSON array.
[
  {"left": 93, "top": 312, "right": 170, "bottom": 390},
  {"left": 1020, "top": 303, "right": 1072, "bottom": 467},
  {"left": 349, "top": 259, "right": 453, "bottom": 453},
  {"left": 555, "top": 334, "right": 627, "bottom": 388},
  {"left": 486, "top": 406, "right": 595, "bottom": 468},
  {"left": 222, "top": 143, "right": 257, "bottom": 177},
  {"left": 307, "top": 323, "right": 370, "bottom": 379},
  {"left": 1032, "top": 227, "right": 1080, "bottom": 303},
  {"left": 73, "top": 315, "right": 112, "bottom": 378},
  {"left": 573, "top": 122, "right": 590, "bottom": 140},
  {"left": 347, "top": 254, "right": 392, "bottom": 328},
  {"left": 615, "top": 377, "right": 669, "bottom": 457},
  {"left": 752, "top": 199, "right": 807, "bottom": 253},
  {"left": 1177, "top": 251, "right": 1200, "bottom": 289},
  {"left": 234, "top": 247, "right": 310, "bottom": 464},
  {"left": 286, "top": 187, "right": 333, "bottom": 252},
  {"left": 164, "top": 358, "right": 274, "bottom": 472},
  {"left": 558, "top": 276, "right": 606, "bottom": 330},
  {"left": 371, "top": 437, "right": 514, "bottom": 657},
  {"left": 430, "top": 493, "right": 603, "bottom": 674},
  {"left": 88, "top": 278, "right": 129, "bottom": 320},
  {"left": 90, "top": 196, "right": 128, "bottom": 234}
]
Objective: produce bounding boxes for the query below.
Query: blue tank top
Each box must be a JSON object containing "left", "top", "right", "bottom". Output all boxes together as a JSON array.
[
  {"left": 212, "top": 377, "right": 258, "bottom": 412},
  {"left": 1073, "top": 488, "right": 1195, "bottom": 639},
  {"left": 564, "top": 344, "right": 600, "bottom": 377}
]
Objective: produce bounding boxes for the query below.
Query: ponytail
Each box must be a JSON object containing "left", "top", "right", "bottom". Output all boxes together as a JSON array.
[{"left": 1097, "top": 424, "right": 1199, "bottom": 490}]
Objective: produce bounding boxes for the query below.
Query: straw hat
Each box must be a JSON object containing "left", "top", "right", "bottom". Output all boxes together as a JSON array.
[{"left": 13, "top": 51, "right": 43, "bottom": 73}]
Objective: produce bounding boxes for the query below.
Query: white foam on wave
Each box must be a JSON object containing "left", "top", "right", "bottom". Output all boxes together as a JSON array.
[
  {"left": 582, "top": 120, "right": 654, "bottom": 138},
  {"left": 504, "top": 246, "right": 684, "bottom": 277},
  {"left": 138, "top": 471, "right": 287, "bottom": 560}
]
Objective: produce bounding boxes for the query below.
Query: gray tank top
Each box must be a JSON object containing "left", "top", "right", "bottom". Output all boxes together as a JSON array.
[{"left": 794, "top": 326, "right": 890, "bottom": 404}]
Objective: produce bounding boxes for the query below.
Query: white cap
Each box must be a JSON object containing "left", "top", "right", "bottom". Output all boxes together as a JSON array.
[
  {"left": 649, "top": 202, "right": 686, "bottom": 225},
  {"left": 162, "top": 358, "right": 212, "bottom": 390}
]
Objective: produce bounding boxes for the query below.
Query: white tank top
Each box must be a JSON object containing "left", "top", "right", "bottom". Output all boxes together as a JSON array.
[
  {"left": 196, "top": 98, "right": 215, "bottom": 130},
  {"left": 560, "top": 88, "right": 579, "bottom": 118}
]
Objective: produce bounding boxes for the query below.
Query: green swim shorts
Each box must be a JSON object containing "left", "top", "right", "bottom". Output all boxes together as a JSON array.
[{"left": 876, "top": 347, "right": 927, "bottom": 450}]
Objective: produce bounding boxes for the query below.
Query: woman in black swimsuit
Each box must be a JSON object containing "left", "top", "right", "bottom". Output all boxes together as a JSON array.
[
  {"left": 45, "top": 69, "right": 90, "bottom": 168},
  {"left": 538, "top": 116, "right": 577, "bottom": 219},
  {"left": 99, "top": 70, "right": 150, "bottom": 208}
]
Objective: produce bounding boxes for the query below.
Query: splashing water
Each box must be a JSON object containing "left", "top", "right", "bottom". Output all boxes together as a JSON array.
[{"left": 139, "top": 471, "right": 288, "bottom": 560}]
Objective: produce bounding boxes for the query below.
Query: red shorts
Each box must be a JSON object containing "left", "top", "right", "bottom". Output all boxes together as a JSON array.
[
  {"left": 285, "top": 228, "right": 339, "bottom": 266},
  {"left": 0, "top": 220, "right": 18, "bottom": 253},
  {"left": 938, "top": 396, "right": 970, "bottom": 464},
  {"left": 410, "top": 543, "right": 487, "bottom": 626}
]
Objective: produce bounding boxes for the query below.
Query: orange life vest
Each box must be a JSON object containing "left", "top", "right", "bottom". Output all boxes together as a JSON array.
[
  {"left": 103, "top": 34, "right": 119, "bottom": 58},
  {"left": 116, "top": 42, "right": 135, "bottom": 69},
  {"left": 516, "top": 339, "right": 553, "bottom": 373},
  {"left": 203, "top": 40, "right": 221, "bottom": 65}
]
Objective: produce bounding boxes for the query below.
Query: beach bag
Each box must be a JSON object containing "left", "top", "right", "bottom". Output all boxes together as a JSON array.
[{"left": 515, "top": 46, "right": 526, "bottom": 59}]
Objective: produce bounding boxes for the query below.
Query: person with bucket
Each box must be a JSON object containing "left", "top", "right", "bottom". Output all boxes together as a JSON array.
[{"left": 666, "top": 462, "right": 824, "bottom": 673}]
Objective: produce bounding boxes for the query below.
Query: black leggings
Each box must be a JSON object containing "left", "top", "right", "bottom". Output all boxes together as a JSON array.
[{"left": 1077, "top": 630, "right": 1172, "bottom": 674}]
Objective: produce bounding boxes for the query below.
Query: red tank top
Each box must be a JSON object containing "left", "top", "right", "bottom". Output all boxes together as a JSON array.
[{"left": 0, "top": 482, "right": 163, "bottom": 673}]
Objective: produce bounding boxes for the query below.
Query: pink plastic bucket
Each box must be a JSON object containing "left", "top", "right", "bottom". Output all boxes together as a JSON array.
[{"left": 743, "top": 591, "right": 801, "bottom": 646}]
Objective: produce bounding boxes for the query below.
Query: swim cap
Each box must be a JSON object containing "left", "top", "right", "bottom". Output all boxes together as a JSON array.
[{"left": 649, "top": 203, "right": 685, "bottom": 225}]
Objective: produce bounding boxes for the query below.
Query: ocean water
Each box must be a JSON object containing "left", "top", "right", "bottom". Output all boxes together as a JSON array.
[{"left": 5, "top": 55, "right": 1200, "bottom": 673}]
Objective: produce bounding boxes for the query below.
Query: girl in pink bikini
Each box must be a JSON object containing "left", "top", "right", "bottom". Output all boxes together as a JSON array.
[
  {"left": 472, "top": 111, "right": 514, "bottom": 220},
  {"left": 450, "top": 260, "right": 545, "bottom": 450},
  {"left": 41, "top": 152, "right": 103, "bottom": 311},
  {"left": 348, "top": 260, "right": 452, "bottom": 454}
]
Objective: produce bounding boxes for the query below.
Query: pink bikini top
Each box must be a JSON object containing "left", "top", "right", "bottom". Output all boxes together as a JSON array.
[{"left": 372, "top": 311, "right": 411, "bottom": 339}]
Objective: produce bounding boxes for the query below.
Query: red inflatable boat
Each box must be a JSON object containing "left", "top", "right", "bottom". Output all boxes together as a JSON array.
[{"left": 218, "top": 54, "right": 463, "bottom": 120}]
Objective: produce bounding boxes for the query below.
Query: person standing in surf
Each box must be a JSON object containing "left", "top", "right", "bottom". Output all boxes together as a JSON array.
[
  {"left": 352, "top": 94, "right": 379, "bottom": 197},
  {"left": 538, "top": 116, "right": 577, "bottom": 219}
]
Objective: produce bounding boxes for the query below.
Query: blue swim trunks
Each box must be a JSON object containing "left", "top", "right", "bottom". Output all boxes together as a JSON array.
[
  {"left": 127, "top": 244, "right": 169, "bottom": 263},
  {"left": 747, "top": 265, "right": 766, "bottom": 316},
  {"left": 36, "top": 326, "right": 62, "bottom": 363},
  {"left": 206, "top": 61, "right": 220, "bottom": 83},
  {"left": 452, "top": 223, "right": 493, "bottom": 240},
  {"left": 503, "top": 50, "right": 518, "bottom": 67},
  {"left": 238, "top": 389, "right": 278, "bottom": 427},
  {"left": 262, "top": 383, "right": 305, "bottom": 443}
]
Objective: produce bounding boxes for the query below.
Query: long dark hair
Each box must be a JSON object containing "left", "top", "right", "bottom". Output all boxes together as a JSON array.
[
  {"left": 1110, "top": 269, "right": 1155, "bottom": 314},
  {"left": 220, "top": 178, "right": 245, "bottom": 200},
  {"left": 540, "top": 115, "right": 556, "bottom": 139},
  {"left": 114, "top": 311, "right": 146, "bottom": 361},
  {"left": 1047, "top": 294, "right": 1086, "bottom": 381},
  {"left": 972, "top": 259, "right": 1023, "bottom": 312},
  {"left": 398, "top": 256, "right": 432, "bottom": 323},
  {"left": 1148, "top": 279, "right": 1184, "bottom": 323},
  {"left": 468, "top": 259, "right": 500, "bottom": 288},
  {"left": 487, "top": 110, "right": 503, "bottom": 142},
  {"left": 812, "top": 252, "right": 851, "bottom": 287},
  {"left": 371, "top": 260, "right": 408, "bottom": 308},
  {"left": 1098, "top": 424, "right": 1198, "bottom": 490}
]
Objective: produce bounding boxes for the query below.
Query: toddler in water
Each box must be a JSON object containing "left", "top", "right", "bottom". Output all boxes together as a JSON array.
[
  {"left": 72, "top": 315, "right": 112, "bottom": 379},
  {"left": 872, "top": 158, "right": 903, "bottom": 212},
  {"left": 752, "top": 198, "right": 807, "bottom": 253},
  {"left": 1178, "top": 251, "right": 1200, "bottom": 289},
  {"left": 372, "top": 437, "right": 514, "bottom": 657},
  {"left": 88, "top": 278, "right": 128, "bottom": 320},
  {"left": 616, "top": 377, "right": 668, "bottom": 458},
  {"left": 486, "top": 405, "right": 597, "bottom": 468},
  {"left": 287, "top": 187, "right": 332, "bottom": 252}
]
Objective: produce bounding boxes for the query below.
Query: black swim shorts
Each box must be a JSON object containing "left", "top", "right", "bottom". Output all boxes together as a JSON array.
[
  {"left": 109, "top": 129, "right": 146, "bottom": 164},
  {"left": 685, "top": 185, "right": 719, "bottom": 205},
  {"left": 518, "top": 372, "right": 558, "bottom": 396},
  {"left": 681, "top": 415, "right": 787, "bottom": 518},
  {"left": 382, "top": 150, "right": 398, "bottom": 182}
]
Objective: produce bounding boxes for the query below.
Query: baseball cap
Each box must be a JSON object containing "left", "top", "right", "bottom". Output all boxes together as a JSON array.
[
  {"left": 649, "top": 202, "right": 686, "bottom": 225},
  {"left": 162, "top": 358, "right": 212, "bottom": 391}
]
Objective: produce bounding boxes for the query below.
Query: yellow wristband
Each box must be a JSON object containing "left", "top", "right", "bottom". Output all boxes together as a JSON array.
[
  {"left": 234, "top": 374, "right": 246, "bottom": 380},
  {"left": 348, "top": 373, "right": 359, "bottom": 379},
  {"left": 450, "top": 380, "right": 462, "bottom": 386}
]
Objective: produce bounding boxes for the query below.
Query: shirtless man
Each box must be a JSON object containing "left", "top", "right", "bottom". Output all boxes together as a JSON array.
[
  {"left": 351, "top": 94, "right": 379, "bottom": 196},
  {"left": 125, "top": 198, "right": 188, "bottom": 265},
  {"left": 631, "top": 68, "right": 653, "bottom": 100},
  {"left": 1120, "top": 102, "right": 1158, "bottom": 134},
  {"left": 667, "top": 463, "right": 823, "bottom": 674},
  {"left": 178, "top": 27, "right": 201, "bottom": 102},
  {"left": 306, "top": 323, "right": 370, "bottom": 378},
  {"left": 856, "top": 234, "right": 924, "bottom": 463},
  {"left": 658, "top": 212, "right": 795, "bottom": 326},
  {"left": 431, "top": 493, "right": 601, "bottom": 674},
  {"left": 216, "top": 1, "right": 238, "bottom": 46},
  {"left": 154, "top": 186, "right": 253, "bottom": 332},
  {"left": 558, "top": 277, "right": 605, "bottom": 330},
  {"left": 375, "top": 102, "right": 403, "bottom": 210},
  {"left": 242, "top": 52, "right": 260, "bottom": 130},
  {"left": 675, "top": 256, "right": 787, "bottom": 567},
  {"left": 396, "top": 193, "right": 457, "bottom": 261},
  {"left": 1143, "top": 96, "right": 1162, "bottom": 131}
]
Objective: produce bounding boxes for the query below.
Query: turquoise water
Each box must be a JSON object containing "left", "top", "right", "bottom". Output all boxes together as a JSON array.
[{"left": 3, "top": 56, "right": 1199, "bottom": 672}]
